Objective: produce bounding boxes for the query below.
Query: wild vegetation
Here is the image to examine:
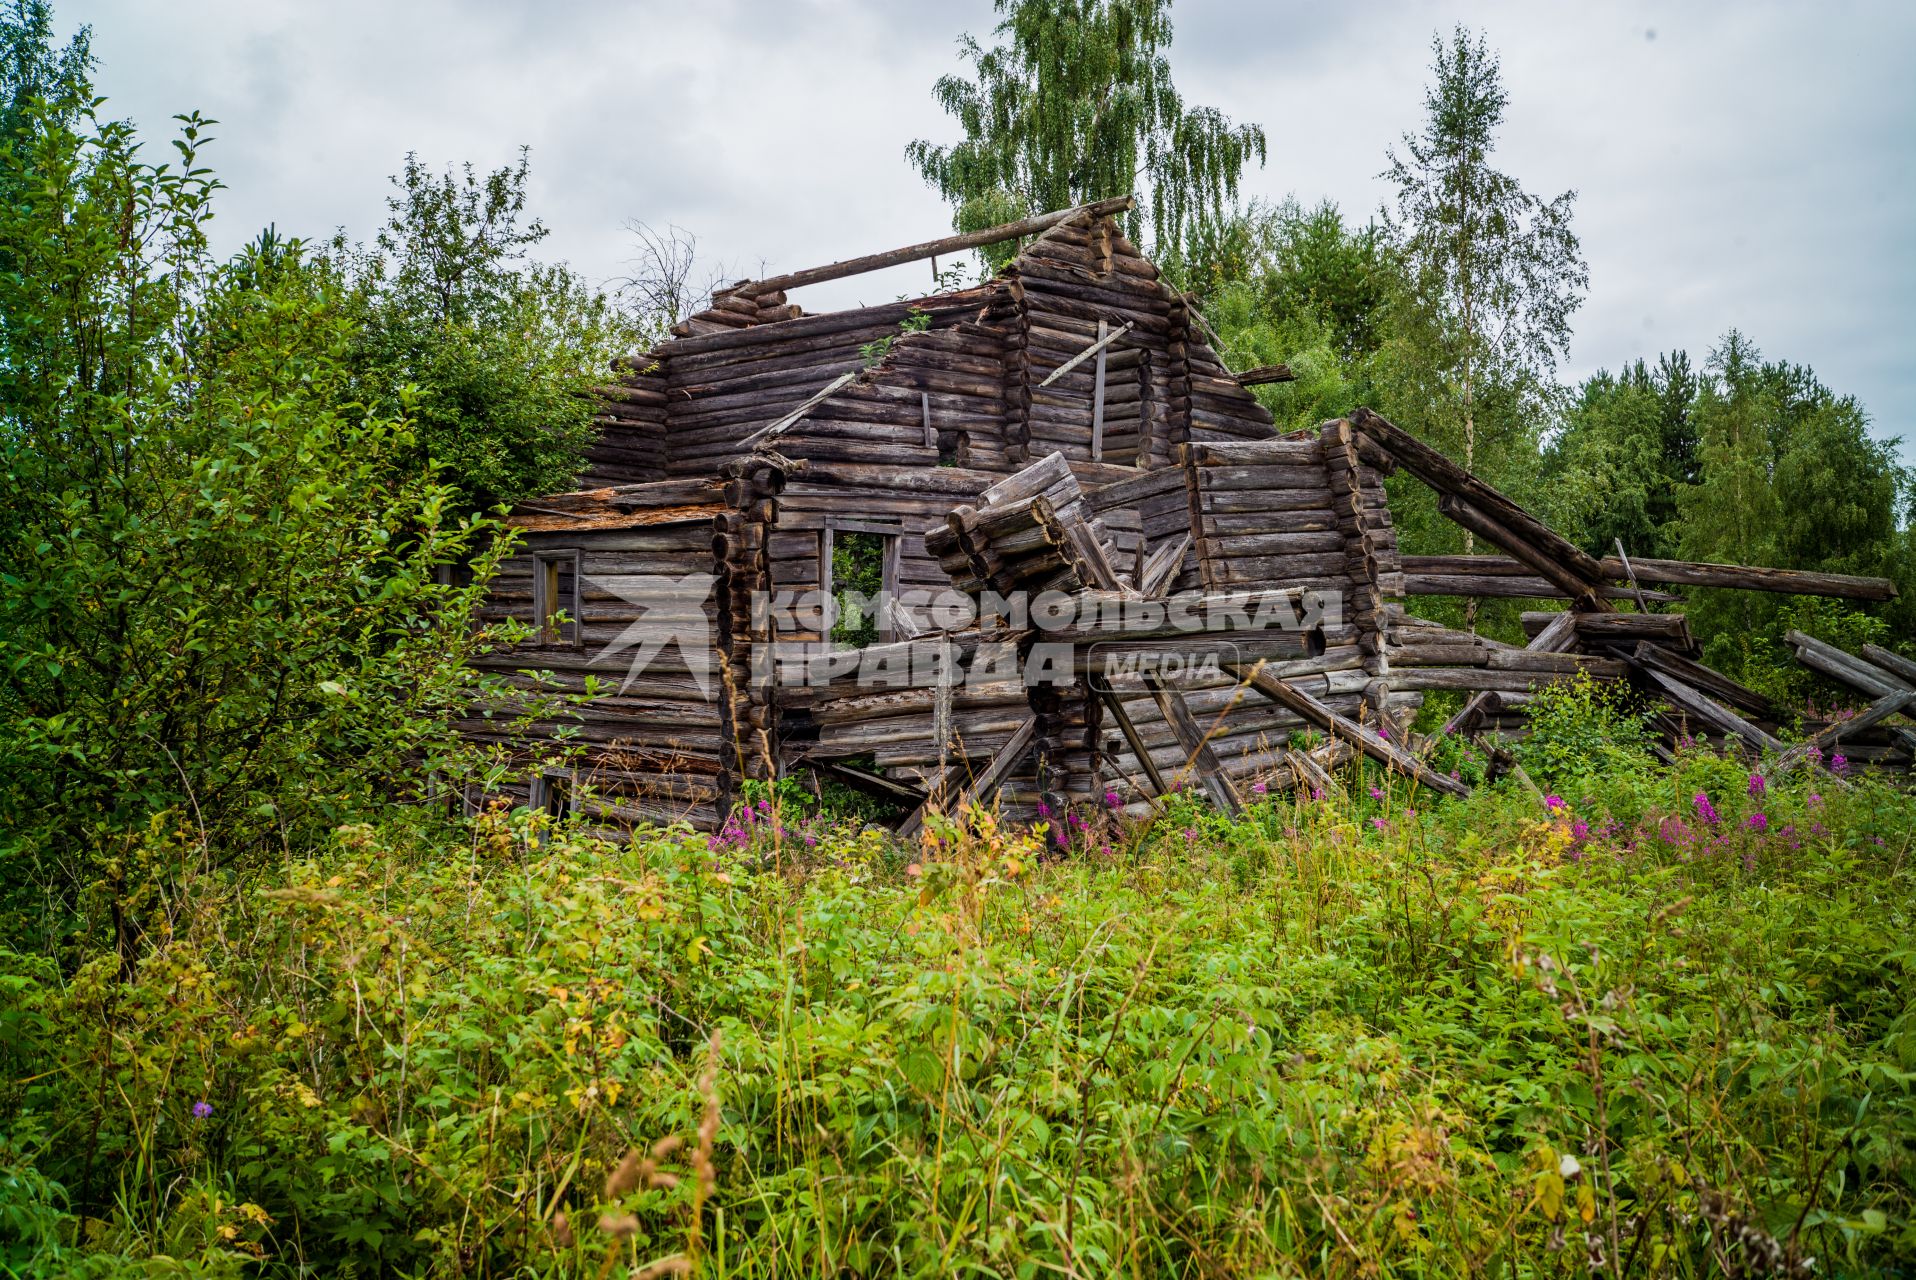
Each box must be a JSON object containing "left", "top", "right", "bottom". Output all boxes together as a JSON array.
[{"left": 1, "top": 0, "right": 1912, "bottom": 1275}]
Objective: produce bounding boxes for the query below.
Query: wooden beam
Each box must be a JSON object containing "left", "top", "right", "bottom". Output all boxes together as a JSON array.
[
  {"left": 738, "top": 371, "right": 857, "bottom": 451},
  {"left": 1096, "top": 686, "right": 1171, "bottom": 798},
  {"left": 814, "top": 761, "right": 925, "bottom": 805},
  {"left": 1351, "top": 407, "right": 1610, "bottom": 590},
  {"left": 1615, "top": 538, "right": 1653, "bottom": 614},
  {"left": 1861, "top": 644, "right": 1916, "bottom": 686},
  {"left": 1439, "top": 494, "right": 1608, "bottom": 612},
  {"left": 1787, "top": 631, "right": 1914, "bottom": 699},
  {"left": 1629, "top": 662, "right": 1786, "bottom": 755},
  {"left": 1229, "top": 662, "right": 1470, "bottom": 797},
  {"left": 1090, "top": 319, "right": 1108, "bottom": 460},
  {"left": 1142, "top": 673, "right": 1241, "bottom": 813},
  {"left": 1779, "top": 690, "right": 1916, "bottom": 771},
  {"left": 1521, "top": 611, "right": 1693, "bottom": 650},
  {"left": 732, "top": 196, "right": 1136, "bottom": 298},
  {"left": 1630, "top": 642, "right": 1783, "bottom": 723},
  {"left": 896, "top": 713, "right": 1039, "bottom": 840},
  {"left": 1438, "top": 611, "right": 1577, "bottom": 739},
  {"left": 1399, "top": 554, "right": 1897, "bottom": 603},
  {"left": 1234, "top": 364, "right": 1295, "bottom": 386},
  {"left": 1039, "top": 319, "right": 1134, "bottom": 387}
]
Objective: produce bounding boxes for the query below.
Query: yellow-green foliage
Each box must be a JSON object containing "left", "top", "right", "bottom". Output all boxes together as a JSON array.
[{"left": 2, "top": 761, "right": 1913, "bottom": 1277}]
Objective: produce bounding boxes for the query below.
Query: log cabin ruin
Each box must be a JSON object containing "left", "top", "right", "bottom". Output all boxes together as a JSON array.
[{"left": 464, "top": 197, "right": 1909, "bottom": 832}]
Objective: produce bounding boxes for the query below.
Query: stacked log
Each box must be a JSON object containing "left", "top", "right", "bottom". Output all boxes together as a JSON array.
[{"left": 712, "top": 459, "right": 786, "bottom": 803}]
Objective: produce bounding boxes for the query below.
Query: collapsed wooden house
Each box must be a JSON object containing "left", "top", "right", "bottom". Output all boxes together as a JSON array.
[{"left": 463, "top": 198, "right": 1907, "bottom": 831}]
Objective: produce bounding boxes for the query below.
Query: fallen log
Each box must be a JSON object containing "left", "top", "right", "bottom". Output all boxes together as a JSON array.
[{"left": 1227, "top": 662, "right": 1469, "bottom": 797}]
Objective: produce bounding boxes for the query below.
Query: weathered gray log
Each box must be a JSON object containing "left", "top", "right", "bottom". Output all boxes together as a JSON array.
[
  {"left": 1097, "top": 686, "right": 1170, "bottom": 798},
  {"left": 1142, "top": 672, "right": 1241, "bottom": 813},
  {"left": 1233, "top": 364, "right": 1295, "bottom": 386},
  {"left": 1439, "top": 494, "right": 1608, "bottom": 611},
  {"left": 1861, "top": 644, "right": 1916, "bottom": 686},
  {"left": 1228, "top": 662, "right": 1469, "bottom": 797},
  {"left": 1438, "top": 611, "right": 1577, "bottom": 739},
  {"left": 1629, "top": 661, "right": 1786, "bottom": 755},
  {"left": 1786, "top": 631, "right": 1913, "bottom": 699},
  {"left": 1521, "top": 611, "right": 1693, "bottom": 650},
  {"left": 1352, "top": 407, "right": 1609, "bottom": 589},
  {"left": 814, "top": 760, "right": 927, "bottom": 805},
  {"left": 896, "top": 712, "right": 1040, "bottom": 839},
  {"left": 1400, "top": 554, "right": 1897, "bottom": 603},
  {"left": 1629, "top": 642, "right": 1783, "bottom": 722},
  {"left": 1402, "top": 573, "right": 1681, "bottom": 603},
  {"left": 732, "top": 196, "right": 1134, "bottom": 298},
  {"left": 1778, "top": 691, "right": 1915, "bottom": 771}
]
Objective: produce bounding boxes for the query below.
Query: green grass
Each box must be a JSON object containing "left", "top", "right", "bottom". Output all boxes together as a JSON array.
[{"left": 2, "top": 754, "right": 1913, "bottom": 1277}]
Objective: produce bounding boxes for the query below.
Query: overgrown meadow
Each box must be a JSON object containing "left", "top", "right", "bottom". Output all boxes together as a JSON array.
[{"left": 4, "top": 730, "right": 1912, "bottom": 1278}]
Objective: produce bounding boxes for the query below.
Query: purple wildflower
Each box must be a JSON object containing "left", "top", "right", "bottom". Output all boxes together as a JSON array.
[
  {"left": 1808, "top": 793, "right": 1823, "bottom": 807},
  {"left": 1449, "top": 769, "right": 1461, "bottom": 782},
  {"left": 1745, "top": 812, "right": 1768, "bottom": 832},
  {"left": 1370, "top": 816, "right": 1389, "bottom": 831},
  {"left": 1831, "top": 754, "right": 1849, "bottom": 777},
  {"left": 1377, "top": 723, "right": 1389, "bottom": 740},
  {"left": 1036, "top": 801, "right": 1052, "bottom": 819},
  {"left": 1182, "top": 827, "right": 1197, "bottom": 843},
  {"left": 1103, "top": 790, "right": 1122, "bottom": 809},
  {"left": 1368, "top": 786, "right": 1383, "bottom": 801},
  {"left": 192, "top": 1101, "right": 213, "bottom": 1120},
  {"left": 1544, "top": 794, "right": 1566, "bottom": 811},
  {"left": 1309, "top": 787, "right": 1323, "bottom": 801},
  {"left": 1747, "top": 773, "right": 1766, "bottom": 797},
  {"left": 1251, "top": 781, "right": 1267, "bottom": 794},
  {"left": 1693, "top": 792, "right": 1719, "bottom": 825},
  {"left": 1571, "top": 818, "right": 1590, "bottom": 842}
]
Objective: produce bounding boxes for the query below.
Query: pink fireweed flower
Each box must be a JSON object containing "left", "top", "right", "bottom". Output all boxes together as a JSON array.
[
  {"left": 1693, "top": 792, "right": 1719, "bottom": 825},
  {"left": 1377, "top": 723, "right": 1389, "bottom": 740},
  {"left": 1808, "top": 793, "right": 1822, "bottom": 807},
  {"left": 1830, "top": 754, "right": 1849, "bottom": 776},
  {"left": 1368, "top": 786, "right": 1384, "bottom": 800},
  {"left": 1544, "top": 794, "right": 1566, "bottom": 811},
  {"left": 1370, "top": 816, "right": 1389, "bottom": 831},
  {"left": 1036, "top": 801, "right": 1052, "bottom": 818},
  {"left": 1183, "top": 827, "right": 1198, "bottom": 843},
  {"left": 1747, "top": 773, "right": 1766, "bottom": 797},
  {"left": 1745, "top": 812, "right": 1768, "bottom": 832},
  {"left": 1310, "top": 787, "right": 1323, "bottom": 801},
  {"left": 1103, "top": 790, "right": 1122, "bottom": 809},
  {"left": 1571, "top": 818, "right": 1590, "bottom": 841},
  {"left": 1251, "top": 781, "right": 1267, "bottom": 794}
]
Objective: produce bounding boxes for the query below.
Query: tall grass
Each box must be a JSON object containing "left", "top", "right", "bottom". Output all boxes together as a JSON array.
[{"left": 1, "top": 752, "right": 1911, "bottom": 1277}]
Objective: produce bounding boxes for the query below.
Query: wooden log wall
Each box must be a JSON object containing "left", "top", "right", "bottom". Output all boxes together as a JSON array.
[
  {"left": 1006, "top": 217, "right": 1277, "bottom": 469},
  {"left": 466, "top": 478, "right": 731, "bottom": 829}
]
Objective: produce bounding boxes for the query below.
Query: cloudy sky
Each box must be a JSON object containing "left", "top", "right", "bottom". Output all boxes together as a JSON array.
[{"left": 64, "top": 1, "right": 1916, "bottom": 465}]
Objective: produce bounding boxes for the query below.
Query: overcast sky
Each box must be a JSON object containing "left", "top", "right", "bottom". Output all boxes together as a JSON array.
[{"left": 63, "top": 1, "right": 1916, "bottom": 466}]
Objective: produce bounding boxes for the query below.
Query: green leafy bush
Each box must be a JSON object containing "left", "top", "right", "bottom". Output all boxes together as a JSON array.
[{"left": 1516, "top": 670, "right": 1656, "bottom": 787}]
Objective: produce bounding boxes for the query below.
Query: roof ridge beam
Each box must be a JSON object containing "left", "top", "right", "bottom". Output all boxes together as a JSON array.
[{"left": 729, "top": 196, "right": 1135, "bottom": 298}]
